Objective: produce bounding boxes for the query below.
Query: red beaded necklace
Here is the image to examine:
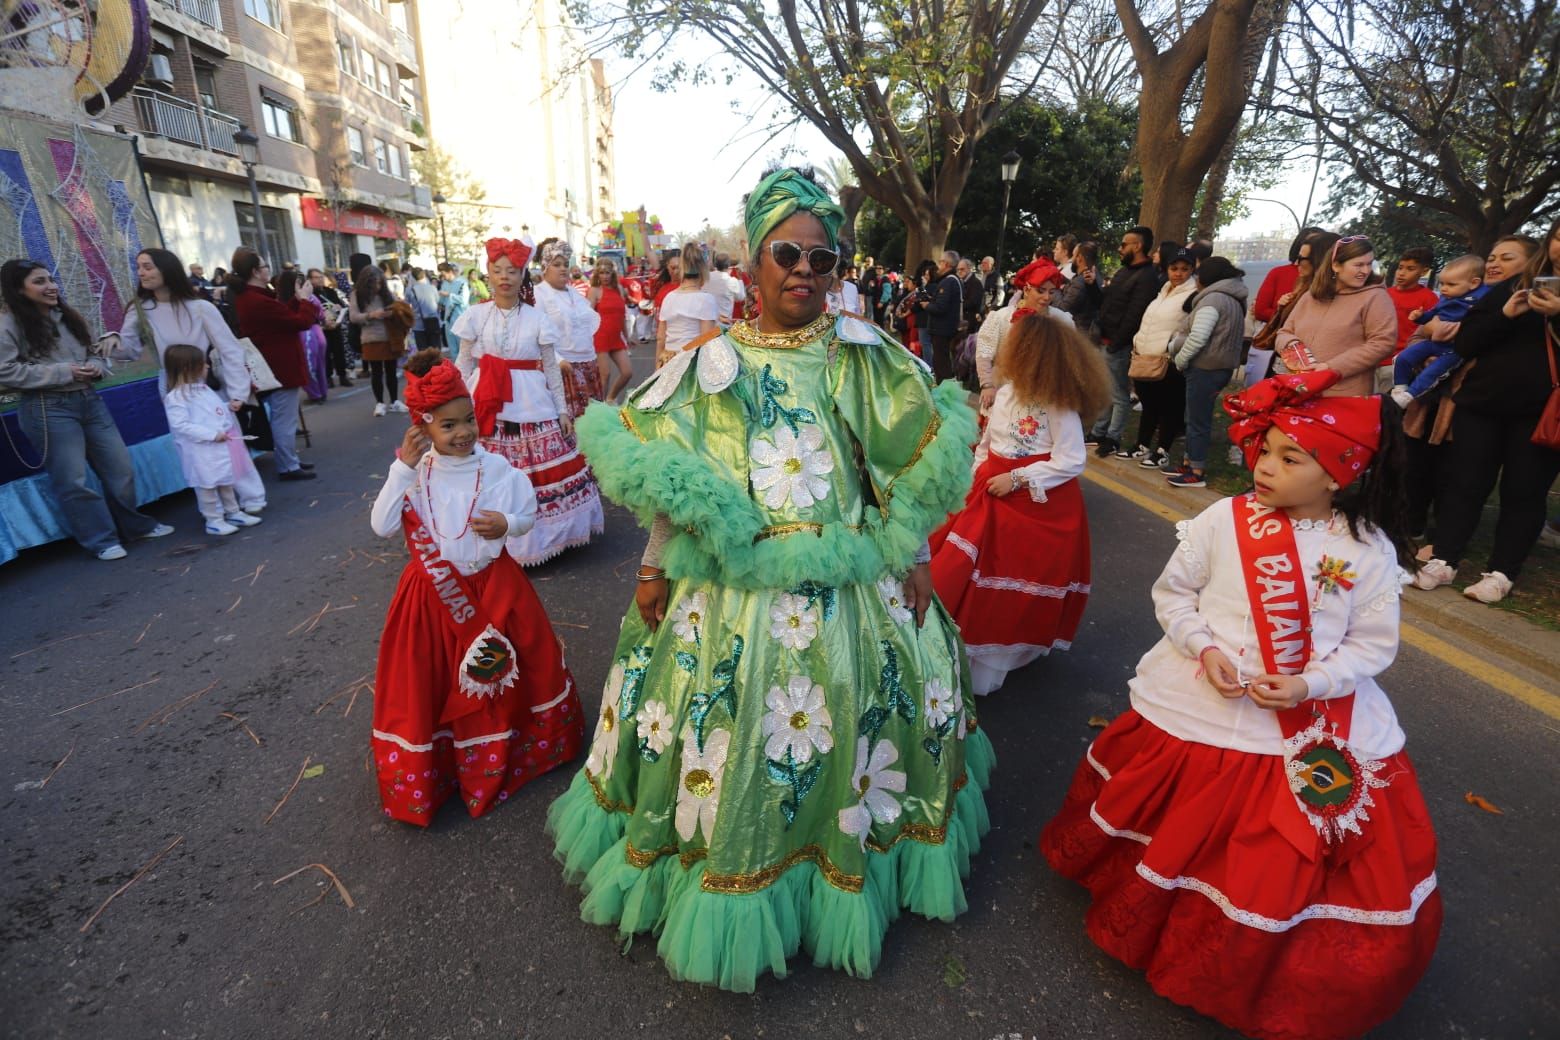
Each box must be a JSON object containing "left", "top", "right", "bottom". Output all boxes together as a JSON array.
[{"left": 421, "top": 453, "right": 484, "bottom": 540}]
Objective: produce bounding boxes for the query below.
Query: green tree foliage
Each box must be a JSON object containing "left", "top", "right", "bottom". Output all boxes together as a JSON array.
[
  {"left": 409, "top": 144, "right": 491, "bottom": 269},
  {"left": 858, "top": 99, "right": 1142, "bottom": 272}
]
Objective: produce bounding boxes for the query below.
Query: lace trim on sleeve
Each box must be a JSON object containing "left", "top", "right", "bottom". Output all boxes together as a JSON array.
[{"left": 1174, "top": 519, "right": 1209, "bottom": 580}]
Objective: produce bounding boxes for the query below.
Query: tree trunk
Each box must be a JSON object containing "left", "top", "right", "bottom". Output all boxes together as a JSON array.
[
  {"left": 1194, "top": 132, "right": 1240, "bottom": 241},
  {"left": 838, "top": 185, "right": 866, "bottom": 253},
  {"left": 900, "top": 209, "right": 953, "bottom": 272}
]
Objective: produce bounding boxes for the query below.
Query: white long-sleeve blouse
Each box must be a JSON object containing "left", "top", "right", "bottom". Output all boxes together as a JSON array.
[
  {"left": 117, "top": 298, "right": 252, "bottom": 400},
  {"left": 451, "top": 301, "right": 567, "bottom": 424},
  {"left": 971, "top": 384, "right": 1087, "bottom": 502},
  {"left": 370, "top": 448, "right": 538, "bottom": 576},
  {"left": 1129, "top": 497, "right": 1408, "bottom": 759}
]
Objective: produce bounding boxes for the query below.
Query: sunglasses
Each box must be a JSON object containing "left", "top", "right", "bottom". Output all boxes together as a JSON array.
[{"left": 768, "top": 240, "right": 840, "bottom": 276}]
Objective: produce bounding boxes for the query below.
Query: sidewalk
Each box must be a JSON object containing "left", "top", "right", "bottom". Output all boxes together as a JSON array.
[{"left": 1080, "top": 451, "right": 1560, "bottom": 687}]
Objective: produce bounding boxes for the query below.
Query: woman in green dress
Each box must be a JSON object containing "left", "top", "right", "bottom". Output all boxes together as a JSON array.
[{"left": 547, "top": 167, "right": 994, "bottom": 991}]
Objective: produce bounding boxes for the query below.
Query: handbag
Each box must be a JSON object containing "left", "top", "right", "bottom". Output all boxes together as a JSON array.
[
  {"left": 1129, "top": 350, "right": 1170, "bottom": 381},
  {"left": 235, "top": 400, "right": 275, "bottom": 452},
  {"left": 230, "top": 337, "right": 281, "bottom": 393},
  {"left": 1532, "top": 322, "right": 1560, "bottom": 450}
]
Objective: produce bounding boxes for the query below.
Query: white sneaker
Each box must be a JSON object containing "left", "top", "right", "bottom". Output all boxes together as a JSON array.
[
  {"left": 141, "top": 523, "right": 175, "bottom": 539},
  {"left": 1463, "top": 571, "right": 1513, "bottom": 604},
  {"left": 205, "top": 518, "right": 239, "bottom": 536},
  {"left": 389, "top": 400, "right": 409, "bottom": 413},
  {"left": 1390, "top": 387, "right": 1414, "bottom": 409},
  {"left": 225, "top": 511, "right": 262, "bottom": 527},
  {"left": 373, "top": 402, "right": 387, "bottom": 417},
  {"left": 1413, "top": 558, "right": 1457, "bottom": 590},
  {"left": 240, "top": 501, "right": 266, "bottom": 514},
  {"left": 96, "top": 544, "right": 127, "bottom": 561}
]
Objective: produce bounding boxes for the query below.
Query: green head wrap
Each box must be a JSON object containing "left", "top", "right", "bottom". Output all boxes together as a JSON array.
[{"left": 744, "top": 168, "right": 846, "bottom": 255}]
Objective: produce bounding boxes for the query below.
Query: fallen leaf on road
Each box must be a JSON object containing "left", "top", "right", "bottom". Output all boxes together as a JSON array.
[
  {"left": 1464, "top": 792, "right": 1504, "bottom": 815},
  {"left": 1087, "top": 715, "right": 1110, "bottom": 728},
  {"left": 302, "top": 764, "right": 326, "bottom": 779},
  {"left": 942, "top": 953, "right": 968, "bottom": 988}
]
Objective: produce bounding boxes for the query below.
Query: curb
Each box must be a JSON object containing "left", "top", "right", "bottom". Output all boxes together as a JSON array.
[{"left": 1080, "top": 454, "right": 1560, "bottom": 684}]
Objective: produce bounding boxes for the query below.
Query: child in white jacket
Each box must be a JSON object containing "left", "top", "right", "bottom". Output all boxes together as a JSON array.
[{"left": 161, "top": 343, "right": 262, "bottom": 536}]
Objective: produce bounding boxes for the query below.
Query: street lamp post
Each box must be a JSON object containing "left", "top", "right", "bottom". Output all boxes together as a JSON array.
[
  {"left": 994, "top": 149, "right": 1021, "bottom": 293},
  {"left": 232, "top": 124, "right": 269, "bottom": 264},
  {"left": 432, "top": 192, "right": 450, "bottom": 262},
  {"left": 1245, "top": 196, "right": 1304, "bottom": 236}
]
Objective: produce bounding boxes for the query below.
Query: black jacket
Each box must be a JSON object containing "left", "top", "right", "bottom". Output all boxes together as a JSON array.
[
  {"left": 1453, "top": 278, "right": 1556, "bottom": 416},
  {"left": 925, "top": 272, "right": 964, "bottom": 337},
  {"left": 962, "top": 274, "right": 985, "bottom": 325},
  {"left": 1096, "top": 259, "right": 1162, "bottom": 351}
]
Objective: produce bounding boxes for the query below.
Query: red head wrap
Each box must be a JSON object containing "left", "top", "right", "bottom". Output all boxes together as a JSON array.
[
  {"left": 402, "top": 357, "right": 469, "bottom": 422},
  {"left": 485, "top": 236, "right": 534, "bottom": 269},
  {"left": 1224, "top": 371, "right": 1381, "bottom": 487},
  {"left": 1012, "top": 258, "right": 1065, "bottom": 290}
]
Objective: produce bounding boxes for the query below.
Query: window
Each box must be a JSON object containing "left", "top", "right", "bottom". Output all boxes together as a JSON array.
[
  {"left": 387, "top": 143, "right": 402, "bottom": 178},
  {"left": 336, "top": 39, "right": 355, "bottom": 78},
  {"left": 372, "top": 137, "right": 388, "bottom": 174},
  {"left": 193, "top": 64, "right": 218, "bottom": 111},
  {"left": 360, "top": 52, "right": 376, "bottom": 87},
  {"left": 376, "top": 58, "right": 392, "bottom": 96},
  {"left": 233, "top": 202, "right": 296, "bottom": 265},
  {"left": 347, "top": 126, "right": 366, "bottom": 166},
  {"left": 261, "top": 95, "right": 301, "bottom": 143},
  {"left": 148, "top": 171, "right": 191, "bottom": 197},
  {"left": 243, "top": 0, "right": 281, "bottom": 30}
]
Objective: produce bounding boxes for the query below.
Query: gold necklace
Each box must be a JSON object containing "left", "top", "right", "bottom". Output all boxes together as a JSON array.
[{"left": 726, "top": 311, "right": 835, "bottom": 350}]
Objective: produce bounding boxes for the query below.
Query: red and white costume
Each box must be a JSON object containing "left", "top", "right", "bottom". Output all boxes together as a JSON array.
[
  {"left": 452, "top": 238, "right": 604, "bottom": 565},
  {"left": 930, "top": 382, "right": 1090, "bottom": 694},
  {"left": 1041, "top": 373, "right": 1441, "bottom": 1040},
  {"left": 368, "top": 360, "right": 584, "bottom": 825},
  {"left": 534, "top": 239, "right": 605, "bottom": 419}
]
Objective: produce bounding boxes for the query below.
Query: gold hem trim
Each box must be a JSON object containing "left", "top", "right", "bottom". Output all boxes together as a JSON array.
[
  {"left": 726, "top": 313, "right": 836, "bottom": 350},
  {"left": 586, "top": 769, "right": 635, "bottom": 814},
  {"left": 883, "top": 411, "right": 942, "bottom": 506},
  {"left": 618, "top": 408, "right": 648, "bottom": 444},
  {"left": 754, "top": 521, "right": 823, "bottom": 542}
]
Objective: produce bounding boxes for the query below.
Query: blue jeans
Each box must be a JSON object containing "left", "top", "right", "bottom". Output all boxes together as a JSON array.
[
  {"left": 15, "top": 388, "right": 158, "bottom": 552},
  {"left": 1182, "top": 367, "right": 1233, "bottom": 470},
  {"left": 1090, "top": 348, "right": 1132, "bottom": 442},
  {"left": 262, "top": 387, "right": 302, "bottom": 473}
]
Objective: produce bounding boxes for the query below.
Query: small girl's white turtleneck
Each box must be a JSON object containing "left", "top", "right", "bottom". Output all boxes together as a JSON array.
[{"left": 370, "top": 446, "right": 538, "bottom": 574}]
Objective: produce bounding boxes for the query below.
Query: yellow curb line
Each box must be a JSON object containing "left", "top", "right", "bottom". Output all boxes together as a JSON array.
[{"left": 1079, "top": 465, "right": 1560, "bottom": 723}]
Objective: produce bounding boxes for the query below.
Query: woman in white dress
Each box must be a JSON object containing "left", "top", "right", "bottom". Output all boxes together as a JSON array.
[
  {"left": 655, "top": 242, "right": 720, "bottom": 366},
  {"left": 533, "top": 237, "right": 603, "bottom": 419},
  {"left": 451, "top": 237, "right": 604, "bottom": 565},
  {"left": 114, "top": 248, "right": 266, "bottom": 513}
]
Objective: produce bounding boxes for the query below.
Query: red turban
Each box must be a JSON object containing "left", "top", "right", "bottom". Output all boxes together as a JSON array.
[
  {"left": 1224, "top": 371, "right": 1381, "bottom": 487},
  {"left": 485, "top": 236, "right": 534, "bottom": 269},
  {"left": 402, "top": 357, "right": 469, "bottom": 421},
  {"left": 1012, "top": 258, "right": 1064, "bottom": 290}
]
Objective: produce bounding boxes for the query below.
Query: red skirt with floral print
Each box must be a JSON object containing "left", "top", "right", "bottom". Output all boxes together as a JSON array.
[{"left": 372, "top": 551, "right": 584, "bottom": 825}]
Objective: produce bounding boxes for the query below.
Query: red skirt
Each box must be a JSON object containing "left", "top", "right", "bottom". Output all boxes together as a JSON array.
[
  {"left": 929, "top": 453, "right": 1090, "bottom": 694},
  {"left": 372, "top": 551, "right": 585, "bottom": 825},
  {"left": 1040, "top": 710, "right": 1442, "bottom": 1040},
  {"left": 562, "top": 359, "right": 604, "bottom": 419}
]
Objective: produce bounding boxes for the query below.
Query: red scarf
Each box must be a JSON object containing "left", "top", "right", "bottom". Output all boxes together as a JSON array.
[{"left": 1225, "top": 371, "right": 1381, "bottom": 487}]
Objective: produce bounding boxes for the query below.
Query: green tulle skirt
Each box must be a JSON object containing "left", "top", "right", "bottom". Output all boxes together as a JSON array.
[{"left": 547, "top": 577, "right": 995, "bottom": 992}]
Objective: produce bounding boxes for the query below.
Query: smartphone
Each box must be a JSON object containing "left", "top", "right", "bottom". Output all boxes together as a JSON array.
[{"left": 1533, "top": 276, "right": 1560, "bottom": 296}]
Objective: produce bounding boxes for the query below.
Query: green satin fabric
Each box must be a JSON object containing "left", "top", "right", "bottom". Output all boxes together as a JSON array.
[{"left": 579, "top": 323, "right": 979, "bottom": 893}]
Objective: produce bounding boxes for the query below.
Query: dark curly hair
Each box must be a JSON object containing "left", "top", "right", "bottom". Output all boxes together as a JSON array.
[
  {"left": 1335, "top": 398, "right": 1419, "bottom": 572},
  {"left": 1, "top": 259, "right": 93, "bottom": 361}
]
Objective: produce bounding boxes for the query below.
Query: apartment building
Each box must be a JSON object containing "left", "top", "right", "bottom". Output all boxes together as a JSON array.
[
  {"left": 99, "top": 0, "right": 434, "bottom": 272},
  {"left": 411, "top": 0, "right": 615, "bottom": 258}
]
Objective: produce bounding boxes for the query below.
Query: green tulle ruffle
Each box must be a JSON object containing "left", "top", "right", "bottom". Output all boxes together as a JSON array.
[{"left": 545, "top": 726, "right": 995, "bottom": 993}]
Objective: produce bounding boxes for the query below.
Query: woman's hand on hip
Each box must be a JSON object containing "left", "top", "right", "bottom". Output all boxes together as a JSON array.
[
  {"left": 902, "top": 563, "right": 936, "bottom": 628},
  {"left": 635, "top": 575, "right": 668, "bottom": 631}
]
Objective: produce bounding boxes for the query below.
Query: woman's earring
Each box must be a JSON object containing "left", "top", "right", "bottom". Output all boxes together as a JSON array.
[{"left": 1327, "top": 482, "right": 1340, "bottom": 491}]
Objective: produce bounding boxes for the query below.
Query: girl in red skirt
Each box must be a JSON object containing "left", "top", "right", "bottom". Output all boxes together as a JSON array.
[
  {"left": 1041, "top": 371, "right": 1441, "bottom": 1040},
  {"left": 931, "top": 315, "right": 1111, "bottom": 694},
  {"left": 368, "top": 349, "right": 584, "bottom": 825}
]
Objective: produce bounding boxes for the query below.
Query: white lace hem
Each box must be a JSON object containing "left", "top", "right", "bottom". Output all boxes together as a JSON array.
[{"left": 972, "top": 572, "right": 1091, "bottom": 598}]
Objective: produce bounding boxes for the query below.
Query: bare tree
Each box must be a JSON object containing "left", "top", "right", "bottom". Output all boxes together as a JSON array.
[
  {"left": 565, "top": 0, "right": 1051, "bottom": 265},
  {"left": 1275, "top": 0, "right": 1560, "bottom": 253},
  {"left": 1045, "top": 0, "right": 1142, "bottom": 107}
]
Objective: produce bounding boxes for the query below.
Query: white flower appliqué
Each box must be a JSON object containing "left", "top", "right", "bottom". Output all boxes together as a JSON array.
[
  {"left": 675, "top": 727, "right": 731, "bottom": 842},
  {"left": 635, "top": 699, "right": 674, "bottom": 754},
  {"left": 837, "top": 736, "right": 908, "bottom": 848},
  {"left": 924, "top": 678, "right": 962, "bottom": 731},
  {"left": 761, "top": 676, "right": 835, "bottom": 765},
  {"left": 768, "top": 592, "right": 820, "bottom": 650},
  {"left": 750, "top": 425, "right": 834, "bottom": 510},
  {"left": 670, "top": 590, "right": 708, "bottom": 643},
  {"left": 585, "top": 685, "right": 621, "bottom": 782},
  {"left": 876, "top": 576, "right": 913, "bottom": 625}
]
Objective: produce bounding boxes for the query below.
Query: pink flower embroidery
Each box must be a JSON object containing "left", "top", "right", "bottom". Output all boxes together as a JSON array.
[{"left": 1017, "top": 416, "right": 1040, "bottom": 437}]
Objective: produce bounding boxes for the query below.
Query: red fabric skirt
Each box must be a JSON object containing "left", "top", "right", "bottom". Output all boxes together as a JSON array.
[
  {"left": 929, "top": 453, "right": 1090, "bottom": 693},
  {"left": 1040, "top": 710, "right": 1442, "bottom": 1040},
  {"left": 562, "top": 359, "right": 603, "bottom": 419},
  {"left": 372, "top": 551, "right": 584, "bottom": 825}
]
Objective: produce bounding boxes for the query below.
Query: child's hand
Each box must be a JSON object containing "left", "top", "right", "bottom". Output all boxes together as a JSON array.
[
  {"left": 212, "top": 430, "right": 229, "bottom": 442},
  {"left": 1276, "top": 291, "right": 1295, "bottom": 307},
  {"left": 1408, "top": 307, "right": 1423, "bottom": 321},
  {"left": 1199, "top": 647, "right": 1244, "bottom": 697},
  {"left": 985, "top": 472, "right": 1017, "bottom": 497},
  {"left": 396, "top": 426, "right": 430, "bottom": 467},
  {"left": 1246, "top": 673, "right": 1309, "bottom": 710},
  {"left": 470, "top": 510, "right": 508, "bottom": 540}
]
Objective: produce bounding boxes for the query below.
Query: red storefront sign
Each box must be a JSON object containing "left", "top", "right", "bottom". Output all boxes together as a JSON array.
[{"left": 300, "top": 198, "right": 405, "bottom": 240}]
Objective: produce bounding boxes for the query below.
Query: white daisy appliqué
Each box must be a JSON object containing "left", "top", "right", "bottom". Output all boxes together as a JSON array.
[
  {"left": 876, "top": 575, "right": 914, "bottom": 625},
  {"left": 837, "top": 736, "right": 908, "bottom": 848},
  {"left": 924, "top": 677, "right": 962, "bottom": 730},
  {"left": 675, "top": 727, "right": 730, "bottom": 842},
  {"left": 761, "top": 676, "right": 835, "bottom": 765},
  {"left": 635, "top": 699, "right": 674, "bottom": 755},
  {"left": 670, "top": 590, "right": 708, "bottom": 644},
  {"left": 750, "top": 425, "right": 834, "bottom": 510},
  {"left": 768, "top": 592, "right": 821, "bottom": 651},
  {"left": 585, "top": 697, "right": 619, "bottom": 782}
]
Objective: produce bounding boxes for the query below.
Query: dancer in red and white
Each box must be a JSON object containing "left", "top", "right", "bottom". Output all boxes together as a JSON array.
[
  {"left": 368, "top": 349, "right": 584, "bottom": 825},
  {"left": 452, "top": 237, "right": 604, "bottom": 565},
  {"left": 533, "top": 237, "right": 603, "bottom": 419},
  {"left": 1041, "top": 371, "right": 1441, "bottom": 1040},
  {"left": 931, "top": 314, "right": 1110, "bottom": 694}
]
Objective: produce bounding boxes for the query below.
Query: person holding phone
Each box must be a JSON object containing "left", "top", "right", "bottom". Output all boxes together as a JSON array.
[{"left": 0, "top": 259, "right": 175, "bottom": 559}]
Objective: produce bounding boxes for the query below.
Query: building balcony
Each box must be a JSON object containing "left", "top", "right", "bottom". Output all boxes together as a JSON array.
[
  {"left": 394, "top": 29, "right": 418, "bottom": 76},
  {"left": 133, "top": 87, "right": 241, "bottom": 156},
  {"left": 155, "top": 0, "right": 222, "bottom": 31}
]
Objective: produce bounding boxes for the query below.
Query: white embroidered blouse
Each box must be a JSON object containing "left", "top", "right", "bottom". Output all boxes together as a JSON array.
[
  {"left": 451, "top": 301, "right": 566, "bottom": 425},
  {"left": 974, "top": 305, "right": 1074, "bottom": 390},
  {"left": 533, "top": 281, "right": 601, "bottom": 364},
  {"left": 370, "top": 448, "right": 538, "bottom": 575},
  {"left": 1130, "top": 497, "right": 1409, "bottom": 760},
  {"left": 972, "top": 385, "right": 1086, "bottom": 502}
]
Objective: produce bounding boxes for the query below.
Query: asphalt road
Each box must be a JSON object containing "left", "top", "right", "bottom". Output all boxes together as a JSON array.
[{"left": 2, "top": 355, "right": 1556, "bottom": 1040}]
